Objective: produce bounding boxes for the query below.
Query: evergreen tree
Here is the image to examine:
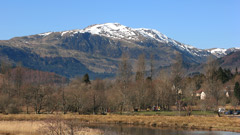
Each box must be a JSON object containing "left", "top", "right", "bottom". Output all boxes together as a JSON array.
[
  {"left": 236, "top": 67, "right": 239, "bottom": 75},
  {"left": 216, "top": 67, "right": 233, "bottom": 83},
  {"left": 82, "top": 73, "right": 91, "bottom": 84},
  {"left": 225, "top": 69, "right": 233, "bottom": 79},
  {"left": 234, "top": 82, "right": 240, "bottom": 101},
  {"left": 135, "top": 71, "right": 143, "bottom": 81}
]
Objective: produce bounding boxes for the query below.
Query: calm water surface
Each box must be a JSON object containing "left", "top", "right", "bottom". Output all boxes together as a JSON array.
[{"left": 87, "top": 124, "right": 240, "bottom": 135}]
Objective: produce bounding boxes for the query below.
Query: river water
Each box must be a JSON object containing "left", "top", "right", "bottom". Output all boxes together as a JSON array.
[{"left": 87, "top": 124, "right": 240, "bottom": 135}]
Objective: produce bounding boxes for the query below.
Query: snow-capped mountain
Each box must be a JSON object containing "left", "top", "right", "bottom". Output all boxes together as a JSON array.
[
  {"left": 1, "top": 23, "right": 239, "bottom": 78},
  {"left": 39, "top": 23, "right": 239, "bottom": 58},
  {"left": 56, "top": 23, "right": 167, "bottom": 42},
  {"left": 57, "top": 23, "right": 203, "bottom": 55}
]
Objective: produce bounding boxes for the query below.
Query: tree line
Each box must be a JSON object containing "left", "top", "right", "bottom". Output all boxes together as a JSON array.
[{"left": 0, "top": 53, "right": 240, "bottom": 115}]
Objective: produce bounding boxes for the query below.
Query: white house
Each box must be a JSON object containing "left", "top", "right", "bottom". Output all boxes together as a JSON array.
[
  {"left": 200, "top": 91, "right": 206, "bottom": 100},
  {"left": 196, "top": 89, "right": 206, "bottom": 100}
]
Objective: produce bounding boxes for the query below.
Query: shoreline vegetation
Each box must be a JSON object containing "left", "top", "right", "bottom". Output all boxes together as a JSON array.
[
  {"left": 0, "top": 114, "right": 240, "bottom": 134},
  {"left": 1, "top": 51, "right": 240, "bottom": 135}
]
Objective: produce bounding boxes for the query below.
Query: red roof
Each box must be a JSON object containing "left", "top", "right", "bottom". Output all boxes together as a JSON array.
[{"left": 196, "top": 89, "right": 204, "bottom": 93}]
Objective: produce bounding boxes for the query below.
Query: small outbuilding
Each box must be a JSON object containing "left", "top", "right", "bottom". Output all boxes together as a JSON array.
[{"left": 196, "top": 89, "right": 206, "bottom": 100}]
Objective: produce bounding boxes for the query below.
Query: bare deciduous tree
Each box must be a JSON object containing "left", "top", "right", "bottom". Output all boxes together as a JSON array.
[
  {"left": 156, "top": 69, "right": 174, "bottom": 111},
  {"left": 203, "top": 56, "right": 224, "bottom": 117},
  {"left": 171, "top": 52, "right": 184, "bottom": 115},
  {"left": 117, "top": 53, "right": 132, "bottom": 114},
  {"left": 135, "top": 54, "right": 147, "bottom": 110}
]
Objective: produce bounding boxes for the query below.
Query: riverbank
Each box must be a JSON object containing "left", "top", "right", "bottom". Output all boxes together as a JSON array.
[{"left": 0, "top": 114, "right": 239, "bottom": 133}]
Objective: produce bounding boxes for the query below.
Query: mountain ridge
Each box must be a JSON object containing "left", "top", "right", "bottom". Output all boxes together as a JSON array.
[{"left": 0, "top": 23, "right": 239, "bottom": 78}]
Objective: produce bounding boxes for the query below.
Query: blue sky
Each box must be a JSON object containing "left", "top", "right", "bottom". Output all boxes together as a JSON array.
[{"left": 0, "top": 0, "right": 239, "bottom": 49}]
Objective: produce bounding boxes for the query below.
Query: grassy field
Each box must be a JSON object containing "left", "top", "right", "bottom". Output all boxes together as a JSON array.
[
  {"left": 127, "top": 110, "right": 216, "bottom": 116},
  {"left": 0, "top": 113, "right": 240, "bottom": 133}
]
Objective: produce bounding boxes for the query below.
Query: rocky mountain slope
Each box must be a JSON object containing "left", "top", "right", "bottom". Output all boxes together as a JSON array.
[
  {"left": 0, "top": 23, "right": 239, "bottom": 78},
  {"left": 217, "top": 51, "right": 240, "bottom": 70}
]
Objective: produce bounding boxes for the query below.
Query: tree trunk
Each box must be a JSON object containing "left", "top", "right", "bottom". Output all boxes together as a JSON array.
[{"left": 26, "top": 105, "right": 29, "bottom": 114}]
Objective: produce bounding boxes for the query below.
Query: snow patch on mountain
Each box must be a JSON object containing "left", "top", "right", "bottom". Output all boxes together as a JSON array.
[
  {"left": 209, "top": 48, "right": 227, "bottom": 54},
  {"left": 81, "top": 23, "right": 138, "bottom": 40},
  {"left": 206, "top": 48, "right": 240, "bottom": 58},
  {"left": 207, "top": 48, "right": 227, "bottom": 58},
  {"left": 134, "top": 28, "right": 168, "bottom": 42},
  {"left": 59, "top": 23, "right": 172, "bottom": 42},
  {"left": 38, "top": 32, "right": 53, "bottom": 36},
  {"left": 60, "top": 29, "right": 81, "bottom": 36}
]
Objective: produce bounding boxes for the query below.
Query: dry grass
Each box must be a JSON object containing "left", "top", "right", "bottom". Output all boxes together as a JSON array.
[
  {"left": 0, "top": 121, "right": 41, "bottom": 135},
  {"left": 0, "top": 120, "right": 103, "bottom": 135},
  {"left": 0, "top": 114, "right": 240, "bottom": 133}
]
